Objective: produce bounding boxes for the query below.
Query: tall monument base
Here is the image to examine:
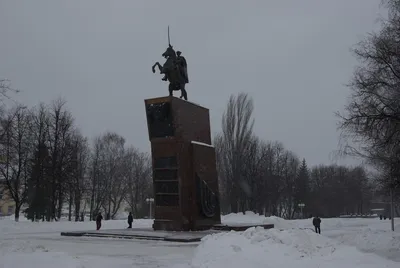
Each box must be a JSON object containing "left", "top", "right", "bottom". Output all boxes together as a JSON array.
[{"left": 144, "top": 96, "right": 221, "bottom": 231}]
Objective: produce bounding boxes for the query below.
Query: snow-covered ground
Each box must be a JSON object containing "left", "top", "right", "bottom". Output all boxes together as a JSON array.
[{"left": 0, "top": 212, "right": 399, "bottom": 268}]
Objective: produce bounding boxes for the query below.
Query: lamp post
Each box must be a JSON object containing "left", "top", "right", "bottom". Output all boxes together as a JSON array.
[
  {"left": 298, "top": 203, "right": 305, "bottom": 219},
  {"left": 146, "top": 198, "right": 154, "bottom": 219}
]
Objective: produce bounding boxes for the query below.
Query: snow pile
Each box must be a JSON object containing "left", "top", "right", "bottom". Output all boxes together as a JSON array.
[
  {"left": 190, "top": 227, "right": 398, "bottom": 268},
  {"left": 330, "top": 227, "right": 400, "bottom": 262},
  {"left": 266, "top": 216, "right": 295, "bottom": 229},
  {"left": 290, "top": 217, "right": 400, "bottom": 261},
  {"left": 221, "top": 211, "right": 267, "bottom": 224},
  {"left": 1, "top": 214, "right": 30, "bottom": 222},
  {"left": 113, "top": 211, "right": 129, "bottom": 220},
  {"left": 221, "top": 211, "right": 293, "bottom": 229}
]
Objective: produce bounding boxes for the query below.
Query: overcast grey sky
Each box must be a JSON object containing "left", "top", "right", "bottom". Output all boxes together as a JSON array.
[{"left": 0, "top": 0, "right": 384, "bottom": 166}]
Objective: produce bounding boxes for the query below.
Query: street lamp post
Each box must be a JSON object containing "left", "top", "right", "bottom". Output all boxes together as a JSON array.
[
  {"left": 298, "top": 203, "right": 305, "bottom": 219},
  {"left": 146, "top": 198, "right": 154, "bottom": 219}
]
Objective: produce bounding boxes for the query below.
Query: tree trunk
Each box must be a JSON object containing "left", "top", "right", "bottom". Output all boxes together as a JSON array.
[
  {"left": 46, "top": 201, "right": 52, "bottom": 221},
  {"left": 134, "top": 203, "right": 138, "bottom": 217},
  {"left": 68, "top": 193, "right": 72, "bottom": 221},
  {"left": 229, "top": 187, "right": 239, "bottom": 213},
  {"left": 89, "top": 189, "right": 95, "bottom": 221},
  {"left": 74, "top": 194, "right": 81, "bottom": 222},
  {"left": 57, "top": 190, "right": 63, "bottom": 219},
  {"left": 14, "top": 204, "right": 20, "bottom": 222},
  {"left": 51, "top": 177, "right": 57, "bottom": 220},
  {"left": 107, "top": 192, "right": 111, "bottom": 220}
]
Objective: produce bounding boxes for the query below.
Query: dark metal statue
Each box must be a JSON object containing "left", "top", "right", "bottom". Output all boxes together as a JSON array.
[{"left": 152, "top": 27, "right": 189, "bottom": 100}]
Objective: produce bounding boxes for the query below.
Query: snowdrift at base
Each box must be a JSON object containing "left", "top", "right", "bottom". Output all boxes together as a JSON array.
[
  {"left": 190, "top": 227, "right": 398, "bottom": 268},
  {"left": 221, "top": 211, "right": 294, "bottom": 229},
  {"left": 329, "top": 227, "right": 400, "bottom": 262}
]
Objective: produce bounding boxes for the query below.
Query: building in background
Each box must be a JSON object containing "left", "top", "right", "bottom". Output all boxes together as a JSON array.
[
  {"left": 0, "top": 181, "right": 15, "bottom": 217},
  {"left": 370, "top": 189, "right": 400, "bottom": 218}
]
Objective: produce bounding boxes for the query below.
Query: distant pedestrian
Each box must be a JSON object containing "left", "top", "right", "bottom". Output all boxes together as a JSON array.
[
  {"left": 313, "top": 216, "right": 321, "bottom": 234},
  {"left": 96, "top": 212, "right": 103, "bottom": 230},
  {"left": 127, "top": 212, "right": 133, "bottom": 229}
]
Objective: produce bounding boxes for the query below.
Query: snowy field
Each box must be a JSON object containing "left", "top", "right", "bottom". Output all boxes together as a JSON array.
[{"left": 0, "top": 212, "right": 399, "bottom": 268}]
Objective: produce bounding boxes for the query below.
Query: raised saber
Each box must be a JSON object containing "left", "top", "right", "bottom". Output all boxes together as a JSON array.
[{"left": 168, "top": 26, "right": 170, "bottom": 45}]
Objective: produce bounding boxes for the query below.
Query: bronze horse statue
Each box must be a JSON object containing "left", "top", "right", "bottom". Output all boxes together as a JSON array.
[{"left": 152, "top": 45, "right": 189, "bottom": 100}]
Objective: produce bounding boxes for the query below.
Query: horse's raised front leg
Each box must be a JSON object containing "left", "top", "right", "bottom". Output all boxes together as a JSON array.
[{"left": 151, "top": 62, "right": 162, "bottom": 73}]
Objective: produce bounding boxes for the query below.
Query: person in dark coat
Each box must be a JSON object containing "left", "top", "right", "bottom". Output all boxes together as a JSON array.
[
  {"left": 96, "top": 212, "right": 103, "bottom": 230},
  {"left": 312, "top": 216, "right": 321, "bottom": 234},
  {"left": 127, "top": 212, "right": 133, "bottom": 228}
]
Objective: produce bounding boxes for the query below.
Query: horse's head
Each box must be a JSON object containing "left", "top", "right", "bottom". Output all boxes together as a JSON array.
[{"left": 162, "top": 45, "right": 176, "bottom": 59}]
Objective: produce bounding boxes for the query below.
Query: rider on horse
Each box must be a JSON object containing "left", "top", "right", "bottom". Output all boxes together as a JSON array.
[
  {"left": 161, "top": 50, "right": 188, "bottom": 84},
  {"left": 152, "top": 45, "right": 189, "bottom": 100}
]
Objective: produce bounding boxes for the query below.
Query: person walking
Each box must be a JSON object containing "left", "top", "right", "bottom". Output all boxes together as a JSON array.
[
  {"left": 312, "top": 216, "right": 321, "bottom": 234},
  {"left": 96, "top": 212, "right": 103, "bottom": 230},
  {"left": 127, "top": 212, "right": 133, "bottom": 229}
]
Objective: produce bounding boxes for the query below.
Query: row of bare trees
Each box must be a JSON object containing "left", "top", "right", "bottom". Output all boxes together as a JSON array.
[
  {"left": 215, "top": 2, "right": 400, "bottom": 217},
  {"left": 89, "top": 132, "right": 152, "bottom": 220},
  {"left": 215, "top": 93, "right": 374, "bottom": 218},
  {"left": 0, "top": 98, "right": 152, "bottom": 222}
]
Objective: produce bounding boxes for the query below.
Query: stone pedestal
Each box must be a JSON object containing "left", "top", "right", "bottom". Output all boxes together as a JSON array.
[{"left": 144, "top": 96, "right": 221, "bottom": 231}]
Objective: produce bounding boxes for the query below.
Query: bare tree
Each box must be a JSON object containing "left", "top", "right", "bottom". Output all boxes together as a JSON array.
[
  {"left": 91, "top": 132, "right": 127, "bottom": 220},
  {"left": 240, "top": 136, "right": 265, "bottom": 212},
  {"left": 307, "top": 165, "right": 372, "bottom": 217},
  {"left": 215, "top": 92, "right": 255, "bottom": 213},
  {"left": 73, "top": 133, "right": 90, "bottom": 221},
  {"left": 293, "top": 159, "right": 310, "bottom": 217},
  {"left": 215, "top": 102, "right": 305, "bottom": 217},
  {"left": 26, "top": 103, "right": 51, "bottom": 221},
  {"left": 265, "top": 142, "right": 287, "bottom": 216},
  {"left": 280, "top": 151, "right": 300, "bottom": 219},
  {"left": 0, "top": 105, "right": 31, "bottom": 221},
  {"left": 46, "top": 98, "right": 75, "bottom": 220},
  {"left": 0, "top": 79, "right": 19, "bottom": 103},
  {"left": 89, "top": 136, "right": 106, "bottom": 220},
  {"left": 65, "top": 131, "right": 90, "bottom": 221},
  {"left": 124, "top": 147, "right": 152, "bottom": 217},
  {"left": 337, "top": 1, "right": 400, "bottom": 189}
]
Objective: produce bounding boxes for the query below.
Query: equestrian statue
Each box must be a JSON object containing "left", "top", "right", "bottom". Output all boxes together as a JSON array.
[{"left": 152, "top": 27, "right": 189, "bottom": 100}]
